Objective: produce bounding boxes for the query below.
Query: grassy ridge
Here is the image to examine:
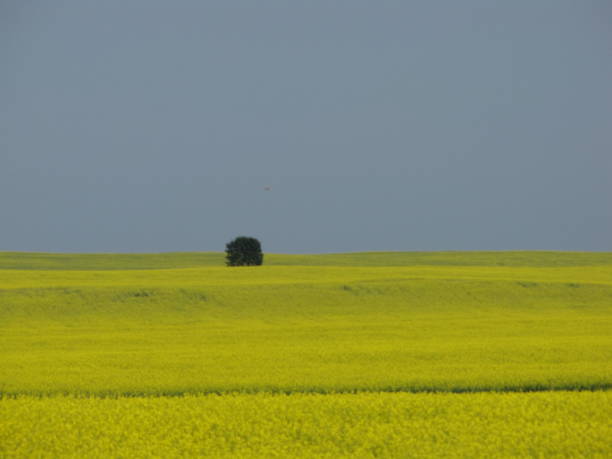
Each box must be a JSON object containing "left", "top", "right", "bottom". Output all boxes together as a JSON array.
[{"left": 1, "top": 253, "right": 610, "bottom": 396}]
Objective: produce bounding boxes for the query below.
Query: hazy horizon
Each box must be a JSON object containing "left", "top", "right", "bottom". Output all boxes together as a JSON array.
[{"left": 2, "top": 249, "right": 610, "bottom": 256}]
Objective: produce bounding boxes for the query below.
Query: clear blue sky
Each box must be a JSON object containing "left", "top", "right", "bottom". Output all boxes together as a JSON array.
[{"left": 2, "top": 0, "right": 611, "bottom": 253}]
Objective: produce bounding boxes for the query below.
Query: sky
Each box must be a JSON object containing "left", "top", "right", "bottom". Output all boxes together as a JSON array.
[{"left": 1, "top": 0, "right": 611, "bottom": 253}]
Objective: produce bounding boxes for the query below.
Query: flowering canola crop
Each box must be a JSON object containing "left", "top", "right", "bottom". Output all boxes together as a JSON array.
[{"left": 0, "top": 251, "right": 610, "bottom": 456}]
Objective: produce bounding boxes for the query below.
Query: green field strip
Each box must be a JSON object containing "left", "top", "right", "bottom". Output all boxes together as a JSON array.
[{"left": 2, "top": 250, "right": 612, "bottom": 270}]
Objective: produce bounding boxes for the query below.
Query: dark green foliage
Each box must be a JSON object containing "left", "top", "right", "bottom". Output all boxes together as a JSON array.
[{"left": 225, "top": 236, "right": 264, "bottom": 267}]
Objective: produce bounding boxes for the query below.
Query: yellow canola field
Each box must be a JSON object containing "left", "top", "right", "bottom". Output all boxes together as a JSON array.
[
  {"left": 1, "top": 252, "right": 611, "bottom": 457},
  {"left": 2, "top": 264, "right": 612, "bottom": 289},
  {"left": 2, "top": 261, "right": 612, "bottom": 395},
  {"left": 1, "top": 391, "right": 610, "bottom": 458}
]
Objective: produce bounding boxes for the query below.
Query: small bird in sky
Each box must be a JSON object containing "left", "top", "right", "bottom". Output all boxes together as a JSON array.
[{"left": 263, "top": 186, "right": 272, "bottom": 191}]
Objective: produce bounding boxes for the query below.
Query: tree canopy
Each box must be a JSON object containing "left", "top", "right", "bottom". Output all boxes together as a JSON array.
[{"left": 225, "top": 236, "right": 263, "bottom": 266}]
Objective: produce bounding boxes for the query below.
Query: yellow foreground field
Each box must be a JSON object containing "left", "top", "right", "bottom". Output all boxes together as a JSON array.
[{"left": 2, "top": 392, "right": 611, "bottom": 458}]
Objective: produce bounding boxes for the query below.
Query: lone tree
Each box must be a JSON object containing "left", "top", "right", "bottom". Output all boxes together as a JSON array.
[{"left": 225, "top": 236, "right": 263, "bottom": 266}]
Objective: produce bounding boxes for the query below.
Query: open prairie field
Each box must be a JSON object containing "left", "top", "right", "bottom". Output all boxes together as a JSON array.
[{"left": 1, "top": 251, "right": 611, "bottom": 457}]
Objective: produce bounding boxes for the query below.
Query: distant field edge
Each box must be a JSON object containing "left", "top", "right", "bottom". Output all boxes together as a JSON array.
[{"left": 1, "top": 250, "right": 612, "bottom": 269}]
